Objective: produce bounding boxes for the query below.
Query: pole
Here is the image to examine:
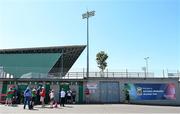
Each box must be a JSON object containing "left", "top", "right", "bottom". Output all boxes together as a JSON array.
[
  {"left": 61, "top": 49, "right": 64, "bottom": 77},
  {"left": 144, "top": 57, "right": 149, "bottom": 78},
  {"left": 163, "top": 69, "right": 165, "bottom": 78},
  {"left": 82, "top": 10, "right": 95, "bottom": 78},
  {"left": 146, "top": 59, "right": 148, "bottom": 77},
  {"left": 87, "top": 14, "right": 89, "bottom": 78}
]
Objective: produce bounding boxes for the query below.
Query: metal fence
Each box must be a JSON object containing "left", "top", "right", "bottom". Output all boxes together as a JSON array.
[
  {"left": 64, "top": 72, "right": 155, "bottom": 79},
  {"left": 1, "top": 71, "right": 180, "bottom": 79},
  {"left": 0, "top": 66, "right": 179, "bottom": 79}
]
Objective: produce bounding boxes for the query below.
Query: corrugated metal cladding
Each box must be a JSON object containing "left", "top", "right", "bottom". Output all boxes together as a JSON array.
[
  {"left": 100, "top": 82, "right": 120, "bottom": 103},
  {"left": 83, "top": 81, "right": 120, "bottom": 103}
]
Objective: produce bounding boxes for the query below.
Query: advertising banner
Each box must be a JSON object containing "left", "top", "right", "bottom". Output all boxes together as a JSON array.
[{"left": 124, "top": 83, "right": 176, "bottom": 100}]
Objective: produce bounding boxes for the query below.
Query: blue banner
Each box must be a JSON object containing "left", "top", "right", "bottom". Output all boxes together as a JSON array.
[{"left": 124, "top": 83, "right": 176, "bottom": 100}]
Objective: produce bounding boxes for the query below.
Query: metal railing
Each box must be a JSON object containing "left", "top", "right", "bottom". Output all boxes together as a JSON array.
[
  {"left": 63, "top": 72, "right": 155, "bottom": 79},
  {"left": 0, "top": 67, "right": 179, "bottom": 79},
  {"left": 1, "top": 71, "right": 179, "bottom": 79},
  {"left": 0, "top": 71, "right": 147, "bottom": 79}
]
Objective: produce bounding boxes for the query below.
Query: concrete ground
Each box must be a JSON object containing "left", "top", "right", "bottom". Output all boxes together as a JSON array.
[{"left": 0, "top": 104, "right": 180, "bottom": 114}]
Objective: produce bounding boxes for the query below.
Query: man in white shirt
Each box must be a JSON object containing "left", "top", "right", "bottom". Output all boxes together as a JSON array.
[{"left": 59, "top": 88, "right": 66, "bottom": 107}]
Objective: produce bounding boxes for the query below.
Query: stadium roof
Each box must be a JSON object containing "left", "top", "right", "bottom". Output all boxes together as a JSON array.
[{"left": 0, "top": 45, "right": 86, "bottom": 78}]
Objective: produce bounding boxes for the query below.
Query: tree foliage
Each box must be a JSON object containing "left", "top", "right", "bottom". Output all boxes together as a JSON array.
[{"left": 96, "top": 51, "right": 108, "bottom": 72}]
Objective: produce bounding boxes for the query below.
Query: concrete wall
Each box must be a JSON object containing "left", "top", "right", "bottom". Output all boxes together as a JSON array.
[
  {"left": 0, "top": 78, "right": 180, "bottom": 105},
  {"left": 84, "top": 78, "right": 180, "bottom": 105}
]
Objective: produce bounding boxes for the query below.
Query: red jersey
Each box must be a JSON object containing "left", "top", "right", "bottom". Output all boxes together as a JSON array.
[{"left": 40, "top": 89, "right": 46, "bottom": 97}]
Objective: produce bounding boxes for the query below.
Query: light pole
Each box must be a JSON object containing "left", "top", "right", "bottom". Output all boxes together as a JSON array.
[
  {"left": 82, "top": 10, "right": 95, "bottom": 78},
  {"left": 144, "top": 57, "right": 149, "bottom": 77}
]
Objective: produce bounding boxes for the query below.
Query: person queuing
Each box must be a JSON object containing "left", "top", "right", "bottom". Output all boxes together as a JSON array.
[
  {"left": 59, "top": 88, "right": 66, "bottom": 107},
  {"left": 31, "top": 88, "right": 37, "bottom": 108},
  {"left": 72, "top": 89, "right": 76, "bottom": 104},
  {"left": 16, "top": 89, "right": 22, "bottom": 104},
  {"left": 40, "top": 86, "right": 46, "bottom": 108},
  {"left": 5, "top": 87, "right": 13, "bottom": 106},
  {"left": 23, "top": 87, "right": 32, "bottom": 110},
  {"left": 11, "top": 85, "right": 17, "bottom": 105},
  {"left": 49, "top": 89, "right": 55, "bottom": 108},
  {"left": 36, "top": 86, "right": 41, "bottom": 105},
  {"left": 66, "top": 89, "right": 72, "bottom": 104}
]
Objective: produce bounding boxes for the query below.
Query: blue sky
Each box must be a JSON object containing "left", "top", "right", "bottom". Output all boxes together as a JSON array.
[{"left": 0, "top": 0, "right": 179, "bottom": 74}]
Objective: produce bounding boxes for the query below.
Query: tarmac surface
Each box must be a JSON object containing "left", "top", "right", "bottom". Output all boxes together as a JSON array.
[{"left": 0, "top": 104, "right": 180, "bottom": 114}]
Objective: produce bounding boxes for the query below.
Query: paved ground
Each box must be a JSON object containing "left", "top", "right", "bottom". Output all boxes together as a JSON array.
[{"left": 0, "top": 104, "right": 180, "bottom": 114}]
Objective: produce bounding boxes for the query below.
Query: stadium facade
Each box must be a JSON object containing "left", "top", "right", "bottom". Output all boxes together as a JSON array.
[{"left": 0, "top": 45, "right": 180, "bottom": 105}]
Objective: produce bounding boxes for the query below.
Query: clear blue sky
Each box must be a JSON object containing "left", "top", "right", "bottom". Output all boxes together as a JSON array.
[{"left": 0, "top": 0, "right": 179, "bottom": 74}]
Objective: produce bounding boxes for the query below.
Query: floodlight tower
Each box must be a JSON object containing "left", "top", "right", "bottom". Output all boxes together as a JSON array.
[{"left": 82, "top": 10, "right": 95, "bottom": 78}]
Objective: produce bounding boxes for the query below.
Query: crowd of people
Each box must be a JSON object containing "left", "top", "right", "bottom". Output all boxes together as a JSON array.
[{"left": 5, "top": 86, "right": 76, "bottom": 110}]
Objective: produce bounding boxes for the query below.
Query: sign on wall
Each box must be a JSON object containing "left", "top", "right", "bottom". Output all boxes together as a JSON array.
[
  {"left": 85, "top": 82, "right": 98, "bottom": 94},
  {"left": 124, "top": 83, "right": 176, "bottom": 100}
]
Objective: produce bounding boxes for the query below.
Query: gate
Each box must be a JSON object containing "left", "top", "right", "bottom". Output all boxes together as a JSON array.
[{"left": 100, "top": 81, "right": 120, "bottom": 103}]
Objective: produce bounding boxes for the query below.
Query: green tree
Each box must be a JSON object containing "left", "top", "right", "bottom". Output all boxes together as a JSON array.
[{"left": 96, "top": 51, "right": 108, "bottom": 72}]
